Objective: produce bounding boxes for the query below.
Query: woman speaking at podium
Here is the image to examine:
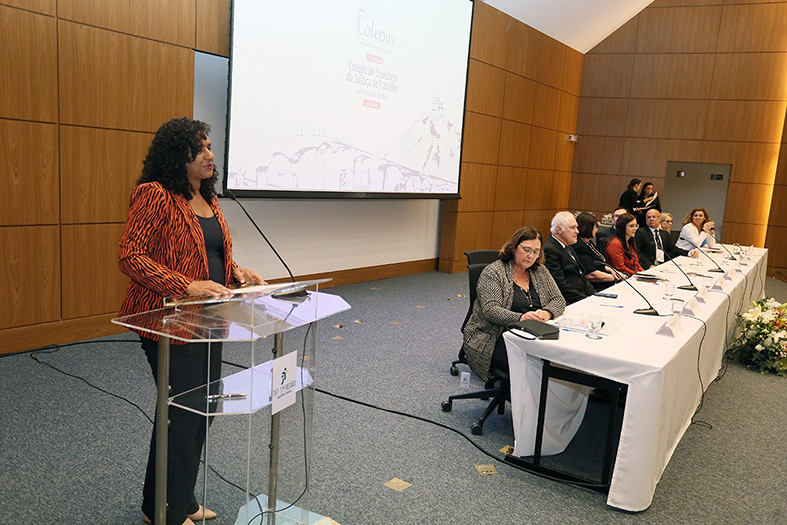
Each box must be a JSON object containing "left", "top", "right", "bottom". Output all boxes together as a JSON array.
[{"left": 118, "top": 118, "right": 263, "bottom": 525}]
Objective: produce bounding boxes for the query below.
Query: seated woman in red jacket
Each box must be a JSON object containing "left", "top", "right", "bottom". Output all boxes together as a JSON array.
[{"left": 605, "top": 213, "right": 644, "bottom": 277}]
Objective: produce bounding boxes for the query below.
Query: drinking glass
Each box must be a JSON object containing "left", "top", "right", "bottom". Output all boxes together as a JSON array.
[
  {"left": 586, "top": 315, "right": 603, "bottom": 340},
  {"left": 664, "top": 283, "right": 676, "bottom": 300}
]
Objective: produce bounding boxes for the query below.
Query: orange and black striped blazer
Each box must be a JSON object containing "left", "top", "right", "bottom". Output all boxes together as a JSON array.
[{"left": 118, "top": 182, "right": 239, "bottom": 339}]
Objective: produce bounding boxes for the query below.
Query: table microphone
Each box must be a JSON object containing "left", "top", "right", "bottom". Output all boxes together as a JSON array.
[
  {"left": 222, "top": 189, "right": 297, "bottom": 283},
  {"left": 606, "top": 265, "right": 660, "bottom": 316},
  {"left": 678, "top": 236, "right": 724, "bottom": 273},
  {"left": 710, "top": 233, "right": 737, "bottom": 260},
  {"left": 663, "top": 250, "right": 697, "bottom": 291}
]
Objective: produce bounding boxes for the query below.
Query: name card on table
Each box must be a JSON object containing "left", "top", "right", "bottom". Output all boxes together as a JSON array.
[
  {"left": 711, "top": 278, "right": 730, "bottom": 292},
  {"left": 656, "top": 314, "right": 684, "bottom": 337},
  {"left": 683, "top": 297, "right": 702, "bottom": 316},
  {"left": 734, "top": 262, "right": 744, "bottom": 273},
  {"left": 695, "top": 287, "right": 710, "bottom": 303},
  {"left": 723, "top": 267, "right": 735, "bottom": 281}
]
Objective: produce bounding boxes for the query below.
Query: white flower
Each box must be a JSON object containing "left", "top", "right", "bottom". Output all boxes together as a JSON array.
[
  {"left": 765, "top": 298, "right": 781, "bottom": 309},
  {"left": 755, "top": 344, "right": 764, "bottom": 351},
  {"left": 764, "top": 337, "right": 774, "bottom": 347}
]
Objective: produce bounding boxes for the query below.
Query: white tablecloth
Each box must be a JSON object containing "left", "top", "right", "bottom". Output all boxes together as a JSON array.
[{"left": 504, "top": 247, "right": 768, "bottom": 511}]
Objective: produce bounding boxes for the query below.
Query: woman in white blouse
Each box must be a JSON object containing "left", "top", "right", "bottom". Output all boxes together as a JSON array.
[{"left": 676, "top": 207, "right": 716, "bottom": 251}]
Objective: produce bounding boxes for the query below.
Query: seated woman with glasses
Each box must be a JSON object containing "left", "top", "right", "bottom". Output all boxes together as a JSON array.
[
  {"left": 605, "top": 213, "right": 644, "bottom": 277},
  {"left": 573, "top": 212, "right": 619, "bottom": 291},
  {"left": 462, "top": 226, "right": 565, "bottom": 382}
]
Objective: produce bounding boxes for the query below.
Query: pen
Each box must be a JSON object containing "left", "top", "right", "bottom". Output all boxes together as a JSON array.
[
  {"left": 207, "top": 393, "right": 247, "bottom": 401},
  {"left": 600, "top": 304, "right": 624, "bottom": 308}
]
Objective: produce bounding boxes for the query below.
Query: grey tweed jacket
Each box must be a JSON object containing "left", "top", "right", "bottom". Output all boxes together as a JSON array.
[{"left": 462, "top": 259, "right": 565, "bottom": 381}]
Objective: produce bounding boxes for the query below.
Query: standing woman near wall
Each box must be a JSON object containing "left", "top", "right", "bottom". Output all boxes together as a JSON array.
[{"left": 118, "top": 118, "right": 264, "bottom": 525}]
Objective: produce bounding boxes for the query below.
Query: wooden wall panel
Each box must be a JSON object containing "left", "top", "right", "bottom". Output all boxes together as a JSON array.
[
  {"left": 0, "top": 7, "right": 57, "bottom": 121},
  {"left": 621, "top": 138, "right": 704, "bottom": 180},
  {"left": 1, "top": 119, "right": 58, "bottom": 226},
  {"left": 461, "top": 112, "right": 502, "bottom": 164},
  {"left": 491, "top": 211, "right": 525, "bottom": 248},
  {"left": 505, "top": 16, "right": 532, "bottom": 77},
  {"left": 551, "top": 171, "right": 572, "bottom": 209},
  {"left": 466, "top": 60, "right": 506, "bottom": 117},
  {"left": 454, "top": 212, "right": 495, "bottom": 256},
  {"left": 60, "top": 126, "right": 153, "bottom": 224},
  {"left": 0, "top": 0, "right": 55, "bottom": 15},
  {"left": 704, "top": 100, "right": 787, "bottom": 142},
  {"left": 526, "top": 31, "right": 566, "bottom": 89},
  {"left": 573, "top": 136, "right": 626, "bottom": 174},
  {"left": 470, "top": 1, "right": 509, "bottom": 67},
  {"left": 61, "top": 224, "right": 128, "bottom": 319},
  {"left": 502, "top": 73, "right": 536, "bottom": 124},
  {"left": 568, "top": 173, "right": 624, "bottom": 212},
  {"left": 723, "top": 182, "right": 774, "bottom": 224},
  {"left": 651, "top": 1, "right": 722, "bottom": 7},
  {"left": 563, "top": 49, "right": 584, "bottom": 95},
  {"left": 580, "top": 54, "right": 634, "bottom": 98},
  {"left": 498, "top": 120, "right": 532, "bottom": 168},
  {"left": 553, "top": 133, "right": 575, "bottom": 172},
  {"left": 59, "top": 0, "right": 195, "bottom": 47},
  {"left": 59, "top": 21, "right": 194, "bottom": 132},
  {"left": 523, "top": 169, "right": 554, "bottom": 209},
  {"left": 528, "top": 127, "right": 557, "bottom": 170},
  {"left": 725, "top": 222, "right": 766, "bottom": 247},
  {"left": 495, "top": 167, "right": 528, "bottom": 210},
  {"left": 630, "top": 54, "right": 715, "bottom": 99},
  {"left": 710, "top": 53, "right": 787, "bottom": 100},
  {"left": 625, "top": 99, "right": 708, "bottom": 139},
  {"left": 0, "top": 226, "right": 60, "bottom": 329},
  {"left": 636, "top": 6, "right": 723, "bottom": 54},
  {"left": 587, "top": 16, "right": 638, "bottom": 54},
  {"left": 768, "top": 185, "right": 787, "bottom": 224},
  {"left": 557, "top": 92, "right": 580, "bottom": 133},
  {"left": 701, "top": 141, "right": 781, "bottom": 185},
  {"left": 196, "top": 0, "right": 231, "bottom": 56},
  {"left": 717, "top": 3, "right": 787, "bottom": 53},
  {"left": 454, "top": 163, "right": 498, "bottom": 212},
  {"left": 576, "top": 98, "right": 629, "bottom": 137},
  {"left": 532, "top": 84, "right": 561, "bottom": 129},
  {"left": 522, "top": 209, "right": 553, "bottom": 238}
]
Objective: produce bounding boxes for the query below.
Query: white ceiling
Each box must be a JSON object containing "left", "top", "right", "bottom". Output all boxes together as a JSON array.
[{"left": 484, "top": 0, "right": 655, "bottom": 54}]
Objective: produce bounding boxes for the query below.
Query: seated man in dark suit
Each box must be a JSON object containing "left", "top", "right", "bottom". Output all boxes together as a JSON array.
[
  {"left": 635, "top": 208, "right": 696, "bottom": 268},
  {"left": 544, "top": 211, "right": 597, "bottom": 304},
  {"left": 596, "top": 207, "right": 627, "bottom": 252}
]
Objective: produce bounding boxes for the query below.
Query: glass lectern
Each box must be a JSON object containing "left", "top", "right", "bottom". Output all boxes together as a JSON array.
[{"left": 112, "top": 280, "right": 350, "bottom": 525}]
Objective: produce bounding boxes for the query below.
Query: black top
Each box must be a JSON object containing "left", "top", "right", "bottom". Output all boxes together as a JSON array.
[
  {"left": 543, "top": 235, "right": 597, "bottom": 304},
  {"left": 636, "top": 195, "right": 662, "bottom": 227},
  {"left": 574, "top": 239, "right": 613, "bottom": 291},
  {"left": 618, "top": 188, "right": 642, "bottom": 214},
  {"left": 512, "top": 280, "right": 542, "bottom": 313},
  {"left": 197, "top": 215, "right": 226, "bottom": 285}
]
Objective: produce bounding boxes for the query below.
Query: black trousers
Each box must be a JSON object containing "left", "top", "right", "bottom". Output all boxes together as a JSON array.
[{"left": 140, "top": 337, "right": 222, "bottom": 525}]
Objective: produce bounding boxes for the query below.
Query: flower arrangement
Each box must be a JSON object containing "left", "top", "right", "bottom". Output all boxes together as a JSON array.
[{"left": 728, "top": 298, "right": 787, "bottom": 377}]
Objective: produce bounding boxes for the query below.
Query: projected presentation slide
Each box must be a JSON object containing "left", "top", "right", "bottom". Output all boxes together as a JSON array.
[{"left": 226, "top": 0, "right": 473, "bottom": 197}]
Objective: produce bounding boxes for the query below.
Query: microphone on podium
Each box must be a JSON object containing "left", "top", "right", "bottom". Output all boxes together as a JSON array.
[
  {"left": 678, "top": 236, "right": 724, "bottom": 273},
  {"left": 223, "top": 189, "right": 297, "bottom": 284},
  {"left": 663, "top": 250, "right": 697, "bottom": 291},
  {"left": 606, "top": 265, "right": 660, "bottom": 316}
]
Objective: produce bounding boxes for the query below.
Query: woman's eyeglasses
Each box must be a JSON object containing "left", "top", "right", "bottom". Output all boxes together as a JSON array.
[{"left": 518, "top": 245, "right": 541, "bottom": 257}]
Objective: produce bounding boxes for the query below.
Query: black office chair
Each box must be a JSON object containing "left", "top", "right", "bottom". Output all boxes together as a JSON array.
[
  {"left": 442, "top": 257, "right": 510, "bottom": 435},
  {"left": 450, "top": 250, "right": 499, "bottom": 376}
]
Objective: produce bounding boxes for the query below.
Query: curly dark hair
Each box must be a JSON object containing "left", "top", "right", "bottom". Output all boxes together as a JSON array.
[{"left": 137, "top": 117, "right": 218, "bottom": 201}]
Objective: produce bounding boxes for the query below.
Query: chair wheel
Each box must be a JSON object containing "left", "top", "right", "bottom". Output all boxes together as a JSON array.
[
  {"left": 441, "top": 400, "right": 452, "bottom": 412},
  {"left": 450, "top": 365, "right": 459, "bottom": 376},
  {"left": 471, "top": 422, "right": 483, "bottom": 435}
]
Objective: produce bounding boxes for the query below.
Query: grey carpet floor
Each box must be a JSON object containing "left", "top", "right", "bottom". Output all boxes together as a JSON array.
[{"left": 1, "top": 271, "right": 786, "bottom": 524}]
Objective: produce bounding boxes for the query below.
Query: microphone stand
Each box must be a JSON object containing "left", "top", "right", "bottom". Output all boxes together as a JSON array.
[
  {"left": 663, "top": 250, "right": 697, "bottom": 291},
  {"left": 606, "top": 265, "right": 660, "bottom": 316},
  {"left": 223, "top": 190, "right": 308, "bottom": 298},
  {"left": 711, "top": 233, "right": 737, "bottom": 260},
  {"left": 679, "top": 236, "right": 724, "bottom": 273}
]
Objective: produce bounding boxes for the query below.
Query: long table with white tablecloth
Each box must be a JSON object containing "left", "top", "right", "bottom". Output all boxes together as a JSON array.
[{"left": 503, "top": 246, "right": 768, "bottom": 511}]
